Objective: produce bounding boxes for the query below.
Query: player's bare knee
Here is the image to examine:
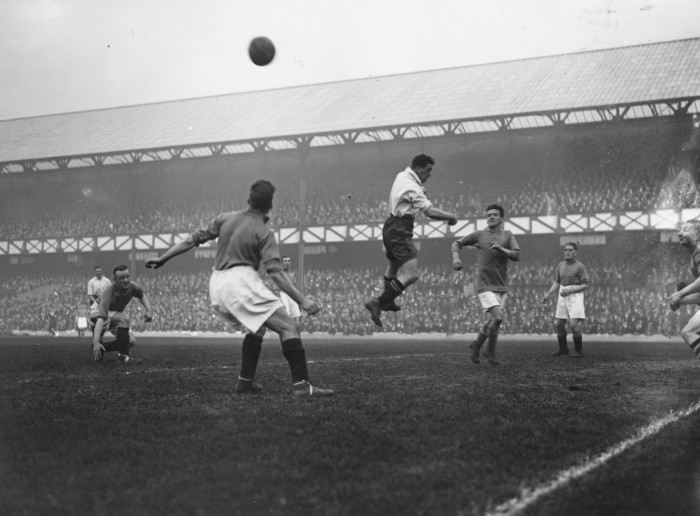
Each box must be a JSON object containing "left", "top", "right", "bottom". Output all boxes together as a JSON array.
[{"left": 681, "top": 325, "right": 698, "bottom": 343}]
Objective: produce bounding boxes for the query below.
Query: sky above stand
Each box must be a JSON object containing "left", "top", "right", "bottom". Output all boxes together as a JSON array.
[{"left": 1, "top": 0, "right": 698, "bottom": 121}]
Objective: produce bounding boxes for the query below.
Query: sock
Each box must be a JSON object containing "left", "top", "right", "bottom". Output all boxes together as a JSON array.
[
  {"left": 103, "top": 341, "right": 119, "bottom": 353},
  {"left": 240, "top": 334, "right": 263, "bottom": 380},
  {"left": 557, "top": 334, "right": 568, "bottom": 352},
  {"left": 377, "top": 278, "right": 405, "bottom": 307},
  {"left": 281, "top": 338, "right": 309, "bottom": 383},
  {"left": 573, "top": 334, "right": 583, "bottom": 352},
  {"left": 690, "top": 337, "right": 700, "bottom": 360},
  {"left": 115, "top": 328, "right": 131, "bottom": 355},
  {"left": 473, "top": 324, "right": 489, "bottom": 348},
  {"left": 486, "top": 329, "right": 499, "bottom": 356}
]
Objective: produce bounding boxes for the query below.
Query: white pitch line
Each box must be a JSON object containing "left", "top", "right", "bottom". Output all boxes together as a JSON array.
[{"left": 486, "top": 398, "right": 700, "bottom": 516}]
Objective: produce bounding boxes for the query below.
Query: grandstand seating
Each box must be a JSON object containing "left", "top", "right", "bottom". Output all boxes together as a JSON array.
[
  {"left": 0, "top": 123, "right": 692, "bottom": 240},
  {"left": 0, "top": 258, "right": 690, "bottom": 337}
]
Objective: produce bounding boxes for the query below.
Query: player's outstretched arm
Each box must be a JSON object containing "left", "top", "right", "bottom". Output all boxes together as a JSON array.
[
  {"left": 146, "top": 236, "right": 197, "bottom": 269},
  {"left": 269, "top": 270, "right": 320, "bottom": 315},
  {"left": 92, "top": 318, "right": 106, "bottom": 361},
  {"left": 138, "top": 294, "right": 154, "bottom": 322},
  {"left": 425, "top": 206, "right": 458, "bottom": 225}
]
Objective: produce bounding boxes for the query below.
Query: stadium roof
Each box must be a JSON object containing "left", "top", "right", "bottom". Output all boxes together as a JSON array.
[{"left": 1, "top": 37, "right": 700, "bottom": 166}]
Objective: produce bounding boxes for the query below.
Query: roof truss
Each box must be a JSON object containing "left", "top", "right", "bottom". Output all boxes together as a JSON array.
[{"left": 2, "top": 97, "right": 697, "bottom": 175}]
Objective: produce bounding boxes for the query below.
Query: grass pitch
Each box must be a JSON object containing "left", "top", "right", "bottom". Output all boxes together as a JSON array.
[{"left": 1, "top": 335, "right": 699, "bottom": 516}]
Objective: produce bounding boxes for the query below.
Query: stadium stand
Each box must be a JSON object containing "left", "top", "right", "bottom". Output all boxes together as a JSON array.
[
  {"left": 0, "top": 256, "right": 690, "bottom": 337},
  {"left": 0, "top": 124, "right": 692, "bottom": 240}
]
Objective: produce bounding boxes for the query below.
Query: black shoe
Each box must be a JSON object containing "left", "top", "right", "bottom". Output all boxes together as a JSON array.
[
  {"left": 235, "top": 377, "right": 263, "bottom": 393},
  {"left": 382, "top": 300, "right": 401, "bottom": 312},
  {"left": 469, "top": 342, "right": 481, "bottom": 364},
  {"left": 483, "top": 352, "right": 500, "bottom": 365},
  {"left": 117, "top": 353, "right": 143, "bottom": 365},
  {"left": 551, "top": 349, "right": 570, "bottom": 356},
  {"left": 292, "top": 380, "right": 334, "bottom": 397},
  {"left": 364, "top": 299, "right": 383, "bottom": 327}
]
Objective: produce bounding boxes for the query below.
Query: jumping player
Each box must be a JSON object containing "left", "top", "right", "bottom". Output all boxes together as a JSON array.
[
  {"left": 145, "top": 180, "right": 333, "bottom": 396},
  {"left": 667, "top": 219, "right": 700, "bottom": 360},
  {"left": 541, "top": 242, "right": 590, "bottom": 357},
  {"left": 452, "top": 204, "right": 520, "bottom": 365},
  {"left": 91, "top": 265, "right": 154, "bottom": 364},
  {"left": 365, "top": 154, "right": 458, "bottom": 327}
]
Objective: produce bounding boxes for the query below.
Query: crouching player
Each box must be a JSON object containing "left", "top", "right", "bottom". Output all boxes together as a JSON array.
[{"left": 91, "top": 265, "right": 154, "bottom": 364}]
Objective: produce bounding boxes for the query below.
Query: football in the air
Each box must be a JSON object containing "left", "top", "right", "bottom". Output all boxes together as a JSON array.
[{"left": 249, "top": 37, "right": 275, "bottom": 66}]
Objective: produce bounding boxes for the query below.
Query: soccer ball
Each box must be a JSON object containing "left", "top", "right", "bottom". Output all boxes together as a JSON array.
[{"left": 248, "top": 36, "right": 275, "bottom": 66}]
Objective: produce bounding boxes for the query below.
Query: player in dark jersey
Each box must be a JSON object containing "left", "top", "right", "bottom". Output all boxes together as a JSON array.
[
  {"left": 452, "top": 204, "right": 520, "bottom": 365},
  {"left": 667, "top": 219, "right": 700, "bottom": 360},
  {"left": 91, "top": 265, "right": 154, "bottom": 364},
  {"left": 145, "top": 180, "right": 333, "bottom": 397},
  {"left": 541, "top": 242, "right": 590, "bottom": 357}
]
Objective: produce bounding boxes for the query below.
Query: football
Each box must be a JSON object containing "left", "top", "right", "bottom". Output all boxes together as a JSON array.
[{"left": 248, "top": 36, "right": 275, "bottom": 66}]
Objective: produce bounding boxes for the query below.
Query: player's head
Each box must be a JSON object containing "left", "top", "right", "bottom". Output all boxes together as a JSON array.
[
  {"left": 564, "top": 242, "right": 578, "bottom": 260},
  {"left": 94, "top": 266, "right": 103, "bottom": 278},
  {"left": 248, "top": 180, "right": 275, "bottom": 213},
  {"left": 411, "top": 154, "right": 435, "bottom": 183},
  {"left": 112, "top": 264, "right": 130, "bottom": 288},
  {"left": 485, "top": 204, "right": 504, "bottom": 228},
  {"left": 679, "top": 219, "right": 700, "bottom": 246},
  {"left": 281, "top": 255, "right": 292, "bottom": 271}
]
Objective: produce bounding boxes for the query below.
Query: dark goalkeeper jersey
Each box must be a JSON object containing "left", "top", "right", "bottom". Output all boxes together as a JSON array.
[{"left": 95, "top": 282, "right": 143, "bottom": 321}]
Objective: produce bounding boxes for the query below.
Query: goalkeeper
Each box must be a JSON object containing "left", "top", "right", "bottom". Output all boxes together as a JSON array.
[{"left": 91, "top": 264, "right": 154, "bottom": 364}]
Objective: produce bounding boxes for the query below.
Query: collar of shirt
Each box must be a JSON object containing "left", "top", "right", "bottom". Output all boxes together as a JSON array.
[
  {"left": 244, "top": 209, "right": 270, "bottom": 224},
  {"left": 405, "top": 167, "right": 423, "bottom": 186}
]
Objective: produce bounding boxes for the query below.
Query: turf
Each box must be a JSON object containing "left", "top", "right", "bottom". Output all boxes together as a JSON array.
[{"left": 0, "top": 335, "right": 698, "bottom": 516}]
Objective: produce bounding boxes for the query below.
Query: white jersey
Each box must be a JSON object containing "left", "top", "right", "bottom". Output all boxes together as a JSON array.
[{"left": 87, "top": 276, "right": 112, "bottom": 306}]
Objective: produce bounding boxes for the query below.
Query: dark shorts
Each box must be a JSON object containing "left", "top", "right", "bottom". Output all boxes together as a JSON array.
[{"left": 383, "top": 215, "right": 417, "bottom": 264}]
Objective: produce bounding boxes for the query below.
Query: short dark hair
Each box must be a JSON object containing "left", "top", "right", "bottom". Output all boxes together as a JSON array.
[
  {"left": 249, "top": 180, "right": 275, "bottom": 213},
  {"left": 113, "top": 264, "right": 129, "bottom": 277},
  {"left": 94, "top": 266, "right": 102, "bottom": 271},
  {"left": 683, "top": 219, "right": 700, "bottom": 238},
  {"left": 486, "top": 204, "right": 504, "bottom": 218},
  {"left": 411, "top": 154, "right": 435, "bottom": 170},
  {"left": 564, "top": 242, "right": 578, "bottom": 250}
]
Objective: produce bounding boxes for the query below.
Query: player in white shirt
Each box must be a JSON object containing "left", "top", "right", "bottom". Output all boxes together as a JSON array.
[
  {"left": 365, "top": 154, "right": 458, "bottom": 327},
  {"left": 87, "top": 266, "right": 112, "bottom": 335}
]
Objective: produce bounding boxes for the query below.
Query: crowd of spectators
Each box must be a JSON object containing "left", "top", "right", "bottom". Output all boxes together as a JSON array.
[
  {"left": 0, "top": 258, "right": 692, "bottom": 339},
  {"left": 1, "top": 126, "right": 695, "bottom": 240}
]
